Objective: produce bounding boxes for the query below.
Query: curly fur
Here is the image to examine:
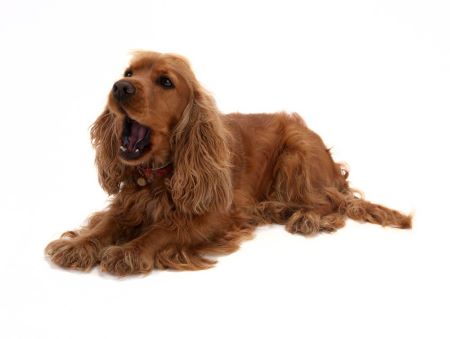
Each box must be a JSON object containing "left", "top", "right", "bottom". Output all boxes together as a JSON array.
[{"left": 45, "top": 51, "right": 412, "bottom": 276}]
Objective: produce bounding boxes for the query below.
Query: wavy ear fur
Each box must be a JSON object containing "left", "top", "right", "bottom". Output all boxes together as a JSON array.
[
  {"left": 90, "top": 109, "right": 127, "bottom": 195},
  {"left": 170, "top": 87, "right": 232, "bottom": 215}
]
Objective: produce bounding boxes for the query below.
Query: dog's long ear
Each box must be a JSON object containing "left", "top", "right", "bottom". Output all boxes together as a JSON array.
[
  {"left": 90, "top": 109, "right": 126, "bottom": 194},
  {"left": 170, "top": 86, "right": 232, "bottom": 215}
]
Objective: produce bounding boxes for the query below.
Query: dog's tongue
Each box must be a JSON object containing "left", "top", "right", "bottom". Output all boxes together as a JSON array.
[{"left": 128, "top": 120, "right": 148, "bottom": 152}]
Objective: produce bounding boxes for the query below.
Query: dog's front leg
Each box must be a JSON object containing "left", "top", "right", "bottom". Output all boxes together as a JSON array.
[
  {"left": 45, "top": 210, "right": 125, "bottom": 271},
  {"left": 100, "top": 224, "right": 177, "bottom": 276}
]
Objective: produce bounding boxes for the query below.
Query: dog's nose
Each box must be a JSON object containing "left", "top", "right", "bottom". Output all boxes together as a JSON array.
[{"left": 113, "top": 80, "right": 136, "bottom": 101}]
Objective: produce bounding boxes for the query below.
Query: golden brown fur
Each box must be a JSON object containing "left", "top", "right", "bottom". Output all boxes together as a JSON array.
[{"left": 46, "top": 51, "right": 411, "bottom": 276}]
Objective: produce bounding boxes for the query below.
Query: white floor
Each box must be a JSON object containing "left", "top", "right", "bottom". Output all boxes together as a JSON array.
[{"left": 1, "top": 1, "right": 449, "bottom": 338}]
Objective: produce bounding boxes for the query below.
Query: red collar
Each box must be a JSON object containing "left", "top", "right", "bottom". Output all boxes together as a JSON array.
[{"left": 136, "top": 163, "right": 173, "bottom": 186}]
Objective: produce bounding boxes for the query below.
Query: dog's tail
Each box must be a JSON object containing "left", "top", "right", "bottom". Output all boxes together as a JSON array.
[{"left": 339, "top": 189, "right": 412, "bottom": 229}]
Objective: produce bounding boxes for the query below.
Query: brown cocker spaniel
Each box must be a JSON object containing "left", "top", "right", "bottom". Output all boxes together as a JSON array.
[{"left": 46, "top": 51, "right": 412, "bottom": 276}]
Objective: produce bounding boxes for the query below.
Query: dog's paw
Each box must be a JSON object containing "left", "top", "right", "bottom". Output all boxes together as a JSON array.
[
  {"left": 100, "top": 246, "right": 153, "bottom": 276},
  {"left": 45, "top": 237, "right": 100, "bottom": 271}
]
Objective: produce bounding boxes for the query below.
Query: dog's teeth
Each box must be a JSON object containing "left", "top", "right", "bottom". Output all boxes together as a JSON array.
[
  {"left": 120, "top": 146, "right": 127, "bottom": 152},
  {"left": 134, "top": 149, "right": 139, "bottom": 153}
]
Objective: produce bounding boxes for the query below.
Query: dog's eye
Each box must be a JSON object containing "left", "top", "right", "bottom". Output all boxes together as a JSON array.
[
  {"left": 124, "top": 69, "right": 133, "bottom": 77},
  {"left": 158, "top": 76, "right": 174, "bottom": 89}
]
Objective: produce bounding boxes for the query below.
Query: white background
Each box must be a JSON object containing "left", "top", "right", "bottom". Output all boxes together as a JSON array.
[{"left": 1, "top": 0, "right": 449, "bottom": 338}]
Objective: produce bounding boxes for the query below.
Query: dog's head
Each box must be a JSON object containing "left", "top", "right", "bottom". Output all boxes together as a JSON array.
[
  {"left": 106, "top": 51, "right": 192, "bottom": 166},
  {"left": 91, "top": 51, "right": 232, "bottom": 214}
]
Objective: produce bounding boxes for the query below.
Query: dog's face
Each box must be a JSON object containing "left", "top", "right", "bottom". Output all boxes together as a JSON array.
[{"left": 107, "top": 52, "right": 192, "bottom": 167}]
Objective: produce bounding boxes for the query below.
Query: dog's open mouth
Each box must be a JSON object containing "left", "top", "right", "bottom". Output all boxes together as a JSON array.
[{"left": 119, "top": 117, "right": 152, "bottom": 160}]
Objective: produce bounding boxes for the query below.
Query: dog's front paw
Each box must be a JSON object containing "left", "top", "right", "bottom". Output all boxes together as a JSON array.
[
  {"left": 100, "top": 246, "right": 153, "bottom": 276},
  {"left": 45, "top": 237, "right": 100, "bottom": 271}
]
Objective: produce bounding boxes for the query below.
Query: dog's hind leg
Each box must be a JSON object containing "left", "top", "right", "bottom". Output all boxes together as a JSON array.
[
  {"left": 284, "top": 210, "right": 346, "bottom": 236},
  {"left": 252, "top": 200, "right": 346, "bottom": 235}
]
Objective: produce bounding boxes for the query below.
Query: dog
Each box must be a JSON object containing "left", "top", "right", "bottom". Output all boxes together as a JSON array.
[{"left": 45, "top": 51, "right": 411, "bottom": 276}]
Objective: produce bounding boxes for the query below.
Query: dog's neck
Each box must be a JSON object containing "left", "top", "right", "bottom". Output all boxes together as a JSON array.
[{"left": 135, "top": 162, "right": 173, "bottom": 187}]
